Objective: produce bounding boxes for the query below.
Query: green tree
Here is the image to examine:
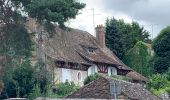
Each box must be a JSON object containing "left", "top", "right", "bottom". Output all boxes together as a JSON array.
[
  {"left": 34, "top": 59, "right": 52, "bottom": 94},
  {"left": 147, "top": 74, "right": 169, "bottom": 90},
  {"left": 1, "top": 60, "right": 35, "bottom": 99},
  {"left": 152, "top": 26, "right": 170, "bottom": 73},
  {"left": 105, "top": 17, "right": 151, "bottom": 59},
  {"left": 105, "top": 18, "right": 126, "bottom": 60},
  {"left": 25, "top": 0, "right": 85, "bottom": 28},
  {"left": 123, "top": 41, "right": 153, "bottom": 76}
]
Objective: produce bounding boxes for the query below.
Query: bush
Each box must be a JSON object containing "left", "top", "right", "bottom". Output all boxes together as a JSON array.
[
  {"left": 84, "top": 73, "right": 101, "bottom": 85},
  {"left": 55, "top": 81, "right": 79, "bottom": 98},
  {"left": 147, "top": 74, "right": 169, "bottom": 90},
  {"left": 28, "top": 84, "right": 41, "bottom": 100},
  {"left": 0, "top": 60, "right": 35, "bottom": 99},
  {"left": 0, "top": 60, "right": 52, "bottom": 99}
]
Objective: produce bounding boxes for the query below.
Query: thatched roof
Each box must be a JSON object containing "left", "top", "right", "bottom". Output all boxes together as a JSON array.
[
  {"left": 26, "top": 18, "right": 146, "bottom": 81},
  {"left": 41, "top": 26, "right": 131, "bottom": 71}
]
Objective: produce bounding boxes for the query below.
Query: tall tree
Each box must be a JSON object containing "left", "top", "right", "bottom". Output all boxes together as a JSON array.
[
  {"left": 0, "top": 0, "right": 85, "bottom": 67},
  {"left": 105, "top": 18, "right": 126, "bottom": 60},
  {"left": 152, "top": 26, "right": 170, "bottom": 73},
  {"left": 105, "top": 17, "right": 151, "bottom": 59},
  {"left": 123, "top": 41, "right": 153, "bottom": 76},
  {"left": 0, "top": 0, "right": 85, "bottom": 98}
]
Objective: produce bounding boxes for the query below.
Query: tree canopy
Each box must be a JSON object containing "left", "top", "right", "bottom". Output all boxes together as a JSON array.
[
  {"left": 123, "top": 41, "right": 153, "bottom": 76},
  {"left": 105, "top": 17, "right": 151, "bottom": 59},
  {"left": 0, "top": 0, "right": 85, "bottom": 26},
  {"left": 152, "top": 26, "right": 170, "bottom": 73},
  {"left": 0, "top": 0, "right": 85, "bottom": 99},
  {"left": 0, "top": 0, "right": 85, "bottom": 65}
]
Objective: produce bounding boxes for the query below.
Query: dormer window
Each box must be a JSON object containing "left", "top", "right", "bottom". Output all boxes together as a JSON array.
[
  {"left": 88, "top": 47, "right": 96, "bottom": 53},
  {"left": 108, "top": 67, "right": 117, "bottom": 76}
]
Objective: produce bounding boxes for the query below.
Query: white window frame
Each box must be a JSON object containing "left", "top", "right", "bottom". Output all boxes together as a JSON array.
[
  {"left": 88, "top": 65, "right": 98, "bottom": 76},
  {"left": 108, "top": 67, "right": 117, "bottom": 76}
]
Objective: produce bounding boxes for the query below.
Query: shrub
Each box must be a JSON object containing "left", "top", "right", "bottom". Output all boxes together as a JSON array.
[
  {"left": 55, "top": 81, "right": 79, "bottom": 98},
  {"left": 147, "top": 74, "right": 169, "bottom": 90},
  {"left": 0, "top": 60, "right": 35, "bottom": 99},
  {"left": 28, "top": 84, "right": 41, "bottom": 100},
  {"left": 112, "top": 75, "right": 132, "bottom": 81},
  {"left": 83, "top": 73, "right": 101, "bottom": 85}
]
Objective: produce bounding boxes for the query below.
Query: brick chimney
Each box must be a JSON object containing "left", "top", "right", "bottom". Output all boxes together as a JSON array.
[{"left": 95, "top": 25, "right": 105, "bottom": 48}]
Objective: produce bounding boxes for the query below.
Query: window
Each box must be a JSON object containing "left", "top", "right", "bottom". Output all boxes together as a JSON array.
[
  {"left": 110, "top": 82, "right": 121, "bottom": 99},
  {"left": 88, "top": 65, "right": 98, "bottom": 76},
  {"left": 88, "top": 47, "right": 96, "bottom": 53},
  {"left": 77, "top": 72, "right": 82, "bottom": 81},
  {"left": 62, "top": 68, "right": 71, "bottom": 82},
  {"left": 108, "top": 67, "right": 117, "bottom": 76}
]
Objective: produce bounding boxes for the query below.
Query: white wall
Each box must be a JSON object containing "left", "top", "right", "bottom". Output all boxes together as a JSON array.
[
  {"left": 54, "top": 68, "right": 87, "bottom": 86},
  {"left": 62, "top": 68, "right": 71, "bottom": 82}
]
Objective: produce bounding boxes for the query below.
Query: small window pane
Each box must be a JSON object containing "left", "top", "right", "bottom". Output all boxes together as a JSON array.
[{"left": 78, "top": 72, "right": 81, "bottom": 81}]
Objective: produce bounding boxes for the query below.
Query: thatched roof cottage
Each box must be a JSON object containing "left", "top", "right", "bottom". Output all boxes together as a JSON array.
[{"left": 27, "top": 18, "right": 147, "bottom": 86}]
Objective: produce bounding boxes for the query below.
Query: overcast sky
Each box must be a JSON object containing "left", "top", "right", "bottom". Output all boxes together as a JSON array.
[{"left": 67, "top": 0, "right": 170, "bottom": 39}]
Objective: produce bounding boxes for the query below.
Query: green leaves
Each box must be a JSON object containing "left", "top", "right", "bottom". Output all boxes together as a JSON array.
[
  {"left": 26, "top": 0, "right": 85, "bottom": 27},
  {"left": 153, "top": 26, "right": 170, "bottom": 57},
  {"left": 105, "top": 17, "right": 151, "bottom": 60},
  {"left": 55, "top": 81, "right": 79, "bottom": 97},
  {"left": 152, "top": 26, "right": 170, "bottom": 73},
  {"left": 83, "top": 73, "right": 101, "bottom": 85},
  {"left": 123, "top": 41, "right": 153, "bottom": 76},
  {"left": 105, "top": 18, "right": 126, "bottom": 60},
  {"left": 148, "top": 74, "right": 169, "bottom": 90},
  {"left": 1, "top": 24, "right": 33, "bottom": 59}
]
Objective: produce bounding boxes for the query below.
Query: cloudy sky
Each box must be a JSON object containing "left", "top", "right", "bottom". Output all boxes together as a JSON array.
[{"left": 67, "top": 0, "right": 170, "bottom": 39}]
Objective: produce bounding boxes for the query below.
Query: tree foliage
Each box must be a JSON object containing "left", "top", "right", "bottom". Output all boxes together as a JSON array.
[
  {"left": 0, "top": 0, "right": 85, "bottom": 99},
  {"left": 0, "top": 60, "right": 52, "bottom": 99},
  {"left": 147, "top": 73, "right": 170, "bottom": 96},
  {"left": 55, "top": 81, "right": 79, "bottom": 97},
  {"left": 152, "top": 26, "right": 170, "bottom": 73},
  {"left": 83, "top": 73, "right": 101, "bottom": 85},
  {"left": 105, "top": 17, "right": 151, "bottom": 59},
  {"left": 105, "top": 18, "right": 126, "bottom": 60},
  {"left": 26, "top": 0, "right": 85, "bottom": 27},
  {"left": 123, "top": 41, "right": 153, "bottom": 76},
  {"left": 148, "top": 74, "right": 169, "bottom": 90},
  {"left": 1, "top": 60, "right": 35, "bottom": 99}
]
